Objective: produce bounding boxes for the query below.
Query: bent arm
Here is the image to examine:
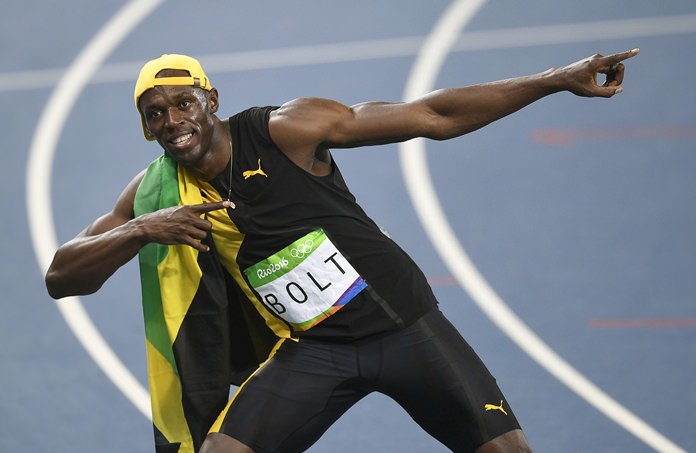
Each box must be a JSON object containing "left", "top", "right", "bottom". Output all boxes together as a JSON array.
[
  {"left": 45, "top": 171, "right": 234, "bottom": 299},
  {"left": 45, "top": 172, "right": 147, "bottom": 299}
]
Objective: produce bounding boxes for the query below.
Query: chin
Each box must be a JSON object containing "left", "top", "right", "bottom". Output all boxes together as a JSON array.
[{"left": 165, "top": 146, "right": 202, "bottom": 164}]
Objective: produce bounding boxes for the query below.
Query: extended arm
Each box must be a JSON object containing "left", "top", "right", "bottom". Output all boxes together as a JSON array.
[{"left": 269, "top": 49, "right": 639, "bottom": 169}]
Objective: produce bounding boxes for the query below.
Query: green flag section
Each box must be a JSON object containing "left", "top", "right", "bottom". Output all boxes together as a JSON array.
[{"left": 133, "top": 155, "right": 278, "bottom": 452}]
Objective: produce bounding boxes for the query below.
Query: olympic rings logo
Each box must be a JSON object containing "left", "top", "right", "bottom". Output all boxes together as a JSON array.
[{"left": 290, "top": 239, "right": 314, "bottom": 259}]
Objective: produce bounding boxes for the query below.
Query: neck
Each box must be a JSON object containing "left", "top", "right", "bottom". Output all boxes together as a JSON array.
[{"left": 186, "top": 119, "right": 231, "bottom": 181}]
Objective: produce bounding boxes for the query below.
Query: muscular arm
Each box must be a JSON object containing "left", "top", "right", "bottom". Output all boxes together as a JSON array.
[
  {"left": 45, "top": 172, "right": 147, "bottom": 298},
  {"left": 45, "top": 172, "right": 232, "bottom": 299},
  {"left": 269, "top": 49, "right": 639, "bottom": 169}
]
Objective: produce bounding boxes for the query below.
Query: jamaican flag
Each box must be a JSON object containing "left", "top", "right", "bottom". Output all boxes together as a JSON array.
[{"left": 133, "top": 155, "right": 279, "bottom": 453}]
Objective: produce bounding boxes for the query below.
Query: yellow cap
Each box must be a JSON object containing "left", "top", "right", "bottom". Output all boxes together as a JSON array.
[{"left": 134, "top": 54, "right": 213, "bottom": 141}]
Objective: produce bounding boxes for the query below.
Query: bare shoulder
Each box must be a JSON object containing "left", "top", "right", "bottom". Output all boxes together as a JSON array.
[
  {"left": 268, "top": 98, "right": 352, "bottom": 168},
  {"left": 272, "top": 97, "right": 350, "bottom": 118},
  {"left": 269, "top": 97, "right": 351, "bottom": 136},
  {"left": 270, "top": 95, "right": 425, "bottom": 151}
]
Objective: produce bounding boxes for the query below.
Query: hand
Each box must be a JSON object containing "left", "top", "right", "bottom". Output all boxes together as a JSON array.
[
  {"left": 139, "top": 200, "right": 234, "bottom": 252},
  {"left": 559, "top": 48, "right": 640, "bottom": 98}
]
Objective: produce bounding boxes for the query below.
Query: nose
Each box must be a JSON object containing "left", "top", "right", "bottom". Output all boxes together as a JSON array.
[{"left": 163, "top": 107, "right": 183, "bottom": 127}]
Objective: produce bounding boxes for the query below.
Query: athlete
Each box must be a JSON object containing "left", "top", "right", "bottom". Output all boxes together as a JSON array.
[{"left": 45, "top": 49, "right": 639, "bottom": 453}]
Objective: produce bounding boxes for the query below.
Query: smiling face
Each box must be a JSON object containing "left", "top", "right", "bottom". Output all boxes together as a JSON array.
[{"left": 138, "top": 69, "right": 220, "bottom": 168}]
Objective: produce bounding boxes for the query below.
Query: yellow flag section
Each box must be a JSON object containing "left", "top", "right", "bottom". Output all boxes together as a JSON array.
[{"left": 194, "top": 176, "right": 292, "bottom": 339}]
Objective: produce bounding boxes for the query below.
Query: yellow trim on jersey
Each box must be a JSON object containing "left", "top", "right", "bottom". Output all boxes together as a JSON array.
[{"left": 208, "top": 337, "right": 288, "bottom": 434}]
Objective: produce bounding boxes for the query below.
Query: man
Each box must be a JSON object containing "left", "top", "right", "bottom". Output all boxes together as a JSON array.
[{"left": 46, "top": 48, "right": 639, "bottom": 453}]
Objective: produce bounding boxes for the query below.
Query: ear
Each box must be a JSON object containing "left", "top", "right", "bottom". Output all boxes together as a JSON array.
[
  {"left": 139, "top": 112, "right": 156, "bottom": 141},
  {"left": 207, "top": 88, "right": 219, "bottom": 114}
]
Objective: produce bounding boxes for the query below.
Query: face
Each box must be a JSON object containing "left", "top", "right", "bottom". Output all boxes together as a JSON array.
[{"left": 139, "top": 82, "right": 219, "bottom": 166}]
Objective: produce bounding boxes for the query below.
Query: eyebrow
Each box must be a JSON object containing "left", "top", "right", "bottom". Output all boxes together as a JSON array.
[{"left": 142, "top": 88, "right": 200, "bottom": 110}]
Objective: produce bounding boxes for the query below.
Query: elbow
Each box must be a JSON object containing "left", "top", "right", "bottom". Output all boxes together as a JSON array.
[
  {"left": 421, "top": 110, "right": 480, "bottom": 141},
  {"left": 45, "top": 268, "right": 69, "bottom": 299},
  {"left": 426, "top": 126, "right": 475, "bottom": 142},
  {"left": 428, "top": 121, "right": 485, "bottom": 141},
  {"left": 45, "top": 248, "right": 71, "bottom": 299},
  {"left": 45, "top": 267, "right": 99, "bottom": 300}
]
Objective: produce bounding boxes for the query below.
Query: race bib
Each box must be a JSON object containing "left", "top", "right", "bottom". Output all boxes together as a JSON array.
[{"left": 243, "top": 230, "right": 367, "bottom": 331}]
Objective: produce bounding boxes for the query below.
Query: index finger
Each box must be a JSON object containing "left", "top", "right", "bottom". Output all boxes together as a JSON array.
[
  {"left": 190, "top": 200, "right": 235, "bottom": 212},
  {"left": 603, "top": 48, "right": 640, "bottom": 67}
]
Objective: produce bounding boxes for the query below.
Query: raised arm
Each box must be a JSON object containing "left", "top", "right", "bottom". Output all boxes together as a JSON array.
[
  {"left": 45, "top": 172, "right": 232, "bottom": 299},
  {"left": 269, "top": 49, "right": 639, "bottom": 168}
]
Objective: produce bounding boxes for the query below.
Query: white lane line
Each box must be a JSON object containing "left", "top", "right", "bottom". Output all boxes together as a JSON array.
[
  {"left": 450, "top": 13, "right": 696, "bottom": 51},
  {"left": 398, "top": 1, "right": 687, "bottom": 452},
  {"left": 5, "top": 13, "right": 696, "bottom": 92},
  {"left": 26, "top": 0, "right": 164, "bottom": 420}
]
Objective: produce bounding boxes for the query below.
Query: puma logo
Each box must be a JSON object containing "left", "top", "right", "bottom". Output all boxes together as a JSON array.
[
  {"left": 484, "top": 400, "right": 508, "bottom": 415},
  {"left": 243, "top": 159, "right": 268, "bottom": 179}
]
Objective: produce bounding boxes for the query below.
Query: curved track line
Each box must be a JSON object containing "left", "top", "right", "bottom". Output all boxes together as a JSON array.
[
  {"left": 26, "top": 0, "right": 165, "bottom": 420},
  {"left": 397, "top": 1, "right": 685, "bottom": 452}
]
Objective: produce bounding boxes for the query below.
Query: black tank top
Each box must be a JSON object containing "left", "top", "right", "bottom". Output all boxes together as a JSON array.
[{"left": 210, "top": 106, "right": 437, "bottom": 341}]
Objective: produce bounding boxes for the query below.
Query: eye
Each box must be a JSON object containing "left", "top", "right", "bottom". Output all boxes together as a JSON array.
[
  {"left": 179, "top": 99, "right": 192, "bottom": 108},
  {"left": 147, "top": 109, "right": 162, "bottom": 120}
]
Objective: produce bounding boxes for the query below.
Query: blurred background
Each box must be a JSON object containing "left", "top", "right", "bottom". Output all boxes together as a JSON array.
[{"left": 2, "top": 0, "right": 695, "bottom": 451}]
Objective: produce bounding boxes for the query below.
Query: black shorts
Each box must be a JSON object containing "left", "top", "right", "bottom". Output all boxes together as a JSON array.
[{"left": 211, "top": 308, "right": 521, "bottom": 452}]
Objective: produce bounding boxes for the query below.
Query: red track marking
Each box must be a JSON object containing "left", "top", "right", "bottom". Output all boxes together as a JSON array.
[{"left": 533, "top": 124, "right": 696, "bottom": 146}]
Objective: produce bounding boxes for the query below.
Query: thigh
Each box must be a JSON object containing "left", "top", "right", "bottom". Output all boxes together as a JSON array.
[
  {"left": 378, "top": 309, "right": 522, "bottom": 453},
  {"left": 213, "top": 338, "right": 368, "bottom": 453}
]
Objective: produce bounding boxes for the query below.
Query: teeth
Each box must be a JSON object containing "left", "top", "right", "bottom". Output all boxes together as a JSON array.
[{"left": 172, "top": 133, "right": 192, "bottom": 145}]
